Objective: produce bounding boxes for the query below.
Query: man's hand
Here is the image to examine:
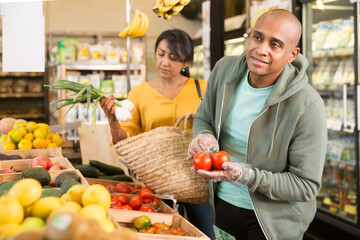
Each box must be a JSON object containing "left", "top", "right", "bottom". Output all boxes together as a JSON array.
[
  {"left": 188, "top": 134, "right": 219, "bottom": 158},
  {"left": 191, "top": 162, "right": 254, "bottom": 186}
]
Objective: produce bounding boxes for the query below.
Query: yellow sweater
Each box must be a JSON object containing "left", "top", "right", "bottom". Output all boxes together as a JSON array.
[{"left": 121, "top": 78, "right": 207, "bottom": 136}]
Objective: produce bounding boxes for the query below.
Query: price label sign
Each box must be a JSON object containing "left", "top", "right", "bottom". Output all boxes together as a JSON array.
[{"left": 213, "top": 225, "right": 236, "bottom": 240}]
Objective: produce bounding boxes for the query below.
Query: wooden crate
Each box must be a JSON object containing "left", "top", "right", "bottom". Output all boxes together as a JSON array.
[
  {"left": 0, "top": 157, "right": 75, "bottom": 172},
  {"left": 108, "top": 210, "right": 210, "bottom": 240},
  {"left": 86, "top": 177, "right": 174, "bottom": 214},
  {"left": 0, "top": 169, "right": 89, "bottom": 186},
  {"left": 0, "top": 147, "right": 63, "bottom": 159}
]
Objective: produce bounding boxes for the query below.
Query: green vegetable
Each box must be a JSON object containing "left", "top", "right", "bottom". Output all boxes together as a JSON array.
[
  {"left": 75, "top": 165, "right": 100, "bottom": 178},
  {"left": 97, "top": 174, "right": 133, "bottom": 182},
  {"left": 89, "top": 160, "right": 125, "bottom": 176}
]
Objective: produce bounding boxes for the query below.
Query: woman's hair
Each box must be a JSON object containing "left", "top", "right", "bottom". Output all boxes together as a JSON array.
[{"left": 155, "top": 29, "right": 194, "bottom": 77}]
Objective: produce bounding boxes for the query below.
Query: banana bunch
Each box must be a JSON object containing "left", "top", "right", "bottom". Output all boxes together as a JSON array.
[
  {"left": 119, "top": 9, "right": 149, "bottom": 38},
  {"left": 153, "top": 0, "right": 191, "bottom": 20}
]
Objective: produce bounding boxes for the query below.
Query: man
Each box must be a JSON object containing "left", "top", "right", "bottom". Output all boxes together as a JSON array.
[{"left": 188, "top": 9, "right": 327, "bottom": 240}]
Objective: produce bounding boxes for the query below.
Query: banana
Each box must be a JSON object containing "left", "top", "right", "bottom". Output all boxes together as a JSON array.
[
  {"left": 139, "top": 12, "right": 149, "bottom": 37},
  {"left": 128, "top": 9, "right": 141, "bottom": 38},
  {"left": 132, "top": 12, "right": 149, "bottom": 38},
  {"left": 131, "top": 11, "right": 144, "bottom": 38},
  {"left": 170, "top": 3, "right": 184, "bottom": 15},
  {"left": 153, "top": 0, "right": 164, "bottom": 13},
  {"left": 163, "top": 12, "right": 172, "bottom": 20},
  {"left": 162, "top": 0, "right": 180, "bottom": 8},
  {"left": 179, "top": 0, "right": 191, "bottom": 6}
]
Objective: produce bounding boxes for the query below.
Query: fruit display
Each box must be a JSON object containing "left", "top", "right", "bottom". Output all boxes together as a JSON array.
[
  {"left": 1, "top": 121, "right": 63, "bottom": 150},
  {"left": 119, "top": 9, "right": 150, "bottom": 38},
  {"left": 192, "top": 151, "right": 231, "bottom": 171},
  {"left": 153, "top": 0, "right": 191, "bottom": 20}
]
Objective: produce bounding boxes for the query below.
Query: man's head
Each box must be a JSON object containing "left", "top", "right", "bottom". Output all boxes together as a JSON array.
[{"left": 246, "top": 9, "right": 302, "bottom": 87}]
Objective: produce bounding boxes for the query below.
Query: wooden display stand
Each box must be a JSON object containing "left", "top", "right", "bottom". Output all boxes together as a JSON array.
[
  {"left": 0, "top": 147, "right": 63, "bottom": 159},
  {"left": 0, "top": 157, "right": 74, "bottom": 172}
]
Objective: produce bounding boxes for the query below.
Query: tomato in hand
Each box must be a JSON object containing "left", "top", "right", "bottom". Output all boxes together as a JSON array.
[
  {"left": 117, "top": 194, "right": 129, "bottom": 205},
  {"left": 140, "top": 187, "right": 154, "bottom": 202},
  {"left": 129, "top": 194, "right": 143, "bottom": 210},
  {"left": 211, "top": 151, "right": 231, "bottom": 170},
  {"left": 193, "top": 152, "right": 212, "bottom": 170}
]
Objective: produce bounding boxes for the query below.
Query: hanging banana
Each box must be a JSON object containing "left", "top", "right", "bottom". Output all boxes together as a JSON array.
[
  {"left": 119, "top": 9, "right": 149, "bottom": 38},
  {"left": 153, "top": 0, "right": 191, "bottom": 20}
]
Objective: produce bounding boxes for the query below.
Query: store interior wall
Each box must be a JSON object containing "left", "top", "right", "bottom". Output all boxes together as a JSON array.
[{"left": 44, "top": 0, "right": 202, "bottom": 81}]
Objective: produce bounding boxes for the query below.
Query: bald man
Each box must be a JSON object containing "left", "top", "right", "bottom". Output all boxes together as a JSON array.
[{"left": 188, "top": 9, "right": 327, "bottom": 240}]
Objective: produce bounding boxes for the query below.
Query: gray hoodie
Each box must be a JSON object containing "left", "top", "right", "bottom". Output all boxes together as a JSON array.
[{"left": 193, "top": 53, "right": 327, "bottom": 240}]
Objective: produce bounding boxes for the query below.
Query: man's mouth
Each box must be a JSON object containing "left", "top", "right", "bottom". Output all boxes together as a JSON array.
[{"left": 251, "top": 55, "right": 269, "bottom": 65}]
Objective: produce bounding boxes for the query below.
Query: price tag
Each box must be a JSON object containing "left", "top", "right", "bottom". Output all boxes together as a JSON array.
[
  {"left": 30, "top": 72, "right": 37, "bottom": 77},
  {"left": 15, "top": 94, "right": 21, "bottom": 98},
  {"left": 213, "top": 225, "right": 236, "bottom": 240},
  {"left": 0, "top": 94, "right": 6, "bottom": 98},
  {"left": 14, "top": 73, "right": 21, "bottom": 77},
  {"left": 0, "top": 73, "right": 6, "bottom": 77}
]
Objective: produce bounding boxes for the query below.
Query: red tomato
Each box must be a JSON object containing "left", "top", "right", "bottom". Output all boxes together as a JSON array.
[
  {"left": 139, "top": 203, "right": 156, "bottom": 212},
  {"left": 170, "top": 227, "right": 185, "bottom": 235},
  {"left": 115, "top": 183, "right": 131, "bottom": 193},
  {"left": 133, "top": 184, "right": 142, "bottom": 189},
  {"left": 106, "top": 184, "right": 116, "bottom": 193},
  {"left": 117, "top": 194, "right": 129, "bottom": 205},
  {"left": 211, "top": 151, "right": 231, "bottom": 170},
  {"left": 110, "top": 194, "right": 119, "bottom": 206},
  {"left": 139, "top": 226, "right": 156, "bottom": 234},
  {"left": 111, "top": 202, "right": 123, "bottom": 209},
  {"left": 129, "top": 194, "right": 143, "bottom": 210},
  {"left": 121, "top": 204, "right": 133, "bottom": 210},
  {"left": 140, "top": 187, "right": 154, "bottom": 201},
  {"left": 152, "top": 197, "right": 160, "bottom": 205},
  {"left": 193, "top": 152, "right": 212, "bottom": 170}
]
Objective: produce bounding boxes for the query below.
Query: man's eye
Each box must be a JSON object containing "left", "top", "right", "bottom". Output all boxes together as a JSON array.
[
  {"left": 254, "top": 35, "right": 261, "bottom": 40},
  {"left": 158, "top": 53, "right": 164, "bottom": 56},
  {"left": 271, "top": 42, "right": 281, "bottom": 48}
]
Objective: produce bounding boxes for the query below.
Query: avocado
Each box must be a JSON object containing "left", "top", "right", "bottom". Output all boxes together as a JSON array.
[
  {"left": 61, "top": 180, "right": 81, "bottom": 193},
  {"left": 75, "top": 165, "right": 100, "bottom": 178},
  {"left": 0, "top": 181, "right": 17, "bottom": 196},
  {"left": 42, "top": 185, "right": 52, "bottom": 189},
  {"left": 54, "top": 172, "right": 81, "bottom": 188},
  {"left": 41, "top": 189, "right": 64, "bottom": 198},
  {"left": 21, "top": 167, "right": 51, "bottom": 186}
]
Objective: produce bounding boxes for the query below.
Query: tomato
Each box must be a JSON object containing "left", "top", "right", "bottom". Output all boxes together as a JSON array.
[
  {"left": 117, "top": 194, "right": 129, "bottom": 205},
  {"left": 106, "top": 184, "right": 116, "bottom": 193},
  {"left": 152, "top": 197, "right": 160, "bottom": 205},
  {"left": 130, "top": 188, "right": 140, "bottom": 194},
  {"left": 139, "top": 203, "right": 156, "bottom": 212},
  {"left": 129, "top": 194, "right": 143, "bottom": 210},
  {"left": 133, "top": 215, "right": 152, "bottom": 230},
  {"left": 193, "top": 152, "right": 212, "bottom": 170},
  {"left": 211, "top": 151, "right": 231, "bottom": 170},
  {"left": 170, "top": 227, "right": 185, "bottom": 235},
  {"left": 111, "top": 202, "right": 123, "bottom": 209},
  {"left": 140, "top": 187, "right": 154, "bottom": 201},
  {"left": 139, "top": 226, "right": 156, "bottom": 234},
  {"left": 153, "top": 222, "right": 170, "bottom": 231},
  {"left": 115, "top": 183, "right": 131, "bottom": 193},
  {"left": 155, "top": 229, "right": 172, "bottom": 235},
  {"left": 121, "top": 204, "right": 133, "bottom": 210},
  {"left": 133, "top": 184, "right": 142, "bottom": 189},
  {"left": 110, "top": 194, "right": 119, "bottom": 206}
]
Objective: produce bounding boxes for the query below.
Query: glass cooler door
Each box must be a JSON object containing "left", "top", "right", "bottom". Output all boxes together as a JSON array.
[{"left": 302, "top": 0, "right": 358, "bottom": 224}]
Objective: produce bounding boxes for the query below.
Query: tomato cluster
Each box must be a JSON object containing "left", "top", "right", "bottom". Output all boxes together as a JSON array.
[
  {"left": 133, "top": 215, "right": 189, "bottom": 236},
  {"left": 106, "top": 184, "right": 162, "bottom": 212},
  {"left": 192, "top": 151, "right": 230, "bottom": 171}
]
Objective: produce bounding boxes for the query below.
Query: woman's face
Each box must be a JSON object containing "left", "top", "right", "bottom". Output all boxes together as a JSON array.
[{"left": 156, "top": 39, "right": 188, "bottom": 79}]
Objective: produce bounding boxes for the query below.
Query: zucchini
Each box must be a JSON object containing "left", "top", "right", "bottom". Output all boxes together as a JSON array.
[
  {"left": 97, "top": 174, "right": 133, "bottom": 182},
  {"left": 89, "top": 160, "right": 125, "bottom": 176},
  {"left": 75, "top": 165, "right": 100, "bottom": 178}
]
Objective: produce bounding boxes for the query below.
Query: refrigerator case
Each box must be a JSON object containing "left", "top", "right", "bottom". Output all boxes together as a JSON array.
[{"left": 302, "top": 0, "right": 359, "bottom": 228}]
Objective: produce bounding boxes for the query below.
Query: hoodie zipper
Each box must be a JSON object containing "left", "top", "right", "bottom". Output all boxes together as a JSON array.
[{"left": 246, "top": 106, "right": 270, "bottom": 240}]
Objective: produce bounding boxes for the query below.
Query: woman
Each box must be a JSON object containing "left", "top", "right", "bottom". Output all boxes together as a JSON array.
[{"left": 100, "top": 29, "right": 214, "bottom": 239}]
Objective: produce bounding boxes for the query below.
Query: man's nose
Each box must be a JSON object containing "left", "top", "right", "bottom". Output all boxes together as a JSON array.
[{"left": 256, "top": 42, "right": 269, "bottom": 55}]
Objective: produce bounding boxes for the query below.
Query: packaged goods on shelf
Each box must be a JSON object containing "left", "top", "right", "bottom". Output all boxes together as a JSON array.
[
  {"left": 89, "top": 73, "right": 101, "bottom": 89},
  {"left": 27, "top": 80, "right": 42, "bottom": 93},
  {"left": 112, "top": 75, "right": 128, "bottom": 97},
  {"left": 0, "top": 79, "right": 13, "bottom": 93},
  {"left": 100, "top": 79, "right": 114, "bottom": 94},
  {"left": 130, "top": 71, "right": 142, "bottom": 89},
  {"left": 77, "top": 43, "right": 90, "bottom": 61},
  {"left": 57, "top": 39, "right": 78, "bottom": 64}
]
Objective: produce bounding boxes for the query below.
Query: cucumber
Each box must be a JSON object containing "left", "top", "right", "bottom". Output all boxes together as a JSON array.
[
  {"left": 89, "top": 160, "right": 125, "bottom": 176},
  {"left": 75, "top": 165, "right": 100, "bottom": 178},
  {"left": 97, "top": 174, "right": 133, "bottom": 182}
]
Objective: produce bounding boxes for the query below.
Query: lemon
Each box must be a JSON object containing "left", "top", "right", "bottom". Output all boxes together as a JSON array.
[
  {"left": 62, "top": 201, "right": 82, "bottom": 211},
  {"left": 50, "top": 134, "right": 63, "bottom": 146},
  {"left": 23, "top": 132, "right": 34, "bottom": 141},
  {"left": 8, "top": 178, "right": 42, "bottom": 208},
  {"left": 24, "top": 205, "right": 33, "bottom": 218},
  {"left": 37, "top": 123, "right": 49, "bottom": 130},
  {"left": 10, "top": 129, "right": 23, "bottom": 144},
  {"left": 98, "top": 218, "right": 116, "bottom": 232},
  {"left": 13, "top": 121, "right": 26, "bottom": 129},
  {"left": 33, "top": 138, "right": 48, "bottom": 149},
  {"left": 31, "top": 197, "right": 62, "bottom": 220},
  {"left": 18, "top": 138, "right": 33, "bottom": 150},
  {"left": 47, "top": 143, "right": 58, "bottom": 149},
  {"left": 67, "top": 184, "right": 87, "bottom": 205},
  {"left": 82, "top": 184, "right": 111, "bottom": 210},
  {"left": 21, "top": 217, "right": 45, "bottom": 230},
  {"left": 17, "top": 126, "right": 27, "bottom": 136},
  {"left": 0, "top": 195, "right": 24, "bottom": 225},
  {"left": 25, "top": 121, "right": 38, "bottom": 133},
  {"left": 0, "top": 223, "right": 25, "bottom": 239},
  {"left": 79, "top": 204, "right": 107, "bottom": 220},
  {"left": 33, "top": 128, "right": 48, "bottom": 139},
  {"left": 3, "top": 142, "right": 16, "bottom": 150}
]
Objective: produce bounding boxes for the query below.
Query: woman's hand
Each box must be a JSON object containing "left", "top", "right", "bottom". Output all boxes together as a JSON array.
[{"left": 100, "top": 95, "right": 117, "bottom": 121}]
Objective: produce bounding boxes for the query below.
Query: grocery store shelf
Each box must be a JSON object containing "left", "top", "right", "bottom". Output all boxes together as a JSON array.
[
  {"left": 312, "top": 48, "right": 354, "bottom": 58},
  {"left": 0, "top": 72, "right": 44, "bottom": 77},
  {"left": 61, "top": 62, "right": 145, "bottom": 71},
  {"left": 0, "top": 113, "right": 45, "bottom": 119},
  {"left": 0, "top": 92, "right": 44, "bottom": 98}
]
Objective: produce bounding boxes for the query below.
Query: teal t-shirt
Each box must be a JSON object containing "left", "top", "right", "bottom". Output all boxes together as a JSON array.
[{"left": 217, "top": 70, "right": 273, "bottom": 209}]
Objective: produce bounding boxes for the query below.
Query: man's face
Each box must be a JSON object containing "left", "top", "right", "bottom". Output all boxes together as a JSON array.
[{"left": 246, "top": 14, "right": 299, "bottom": 84}]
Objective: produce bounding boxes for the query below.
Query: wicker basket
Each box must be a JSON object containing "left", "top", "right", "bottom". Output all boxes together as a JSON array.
[{"left": 114, "top": 114, "right": 209, "bottom": 204}]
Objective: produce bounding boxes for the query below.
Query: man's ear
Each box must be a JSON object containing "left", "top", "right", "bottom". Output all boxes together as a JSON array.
[{"left": 288, "top": 47, "right": 300, "bottom": 63}]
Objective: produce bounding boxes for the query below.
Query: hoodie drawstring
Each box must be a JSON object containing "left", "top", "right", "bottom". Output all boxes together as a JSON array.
[{"left": 267, "top": 102, "right": 280, "bottom": 158}]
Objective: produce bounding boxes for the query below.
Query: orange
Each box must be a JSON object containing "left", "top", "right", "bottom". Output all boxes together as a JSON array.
[
  {"left": 17, "top": 127, "right": 27, "bottom": 137},
  {"left": 0, "top": 134, "right": 7, "bottom": 144},
  {"left": 50, "top": 134, "right": 63, "bottom": 146},
  {"left": 47, "top": 143, "right": 58, "bottom": 149},
  {"left": 18, "top": 139, "right": 33, "bottom": 150},
  {"left": 3, "top": 142, "right": 16, "bottom": 150},
  {"left": 37, "top": 123, "right": 49, "bottom": 130},
  {"left": 9, "top": 129, "right": 23, "bottom": 144},
  {"left": 12, "top": 122, "right": 26, "bottom": 129},
  {"left": 23, "top": 133, "right": 34, "bottom": 141},
  {"left": 33, "top": 128, "right": 48, "bottom": 139},
  {"left": 25, "top": 121, "right": 38, "bottom": 133},
  {"left": 32, "top": 138, "right": 48, "bottom": 149}
]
